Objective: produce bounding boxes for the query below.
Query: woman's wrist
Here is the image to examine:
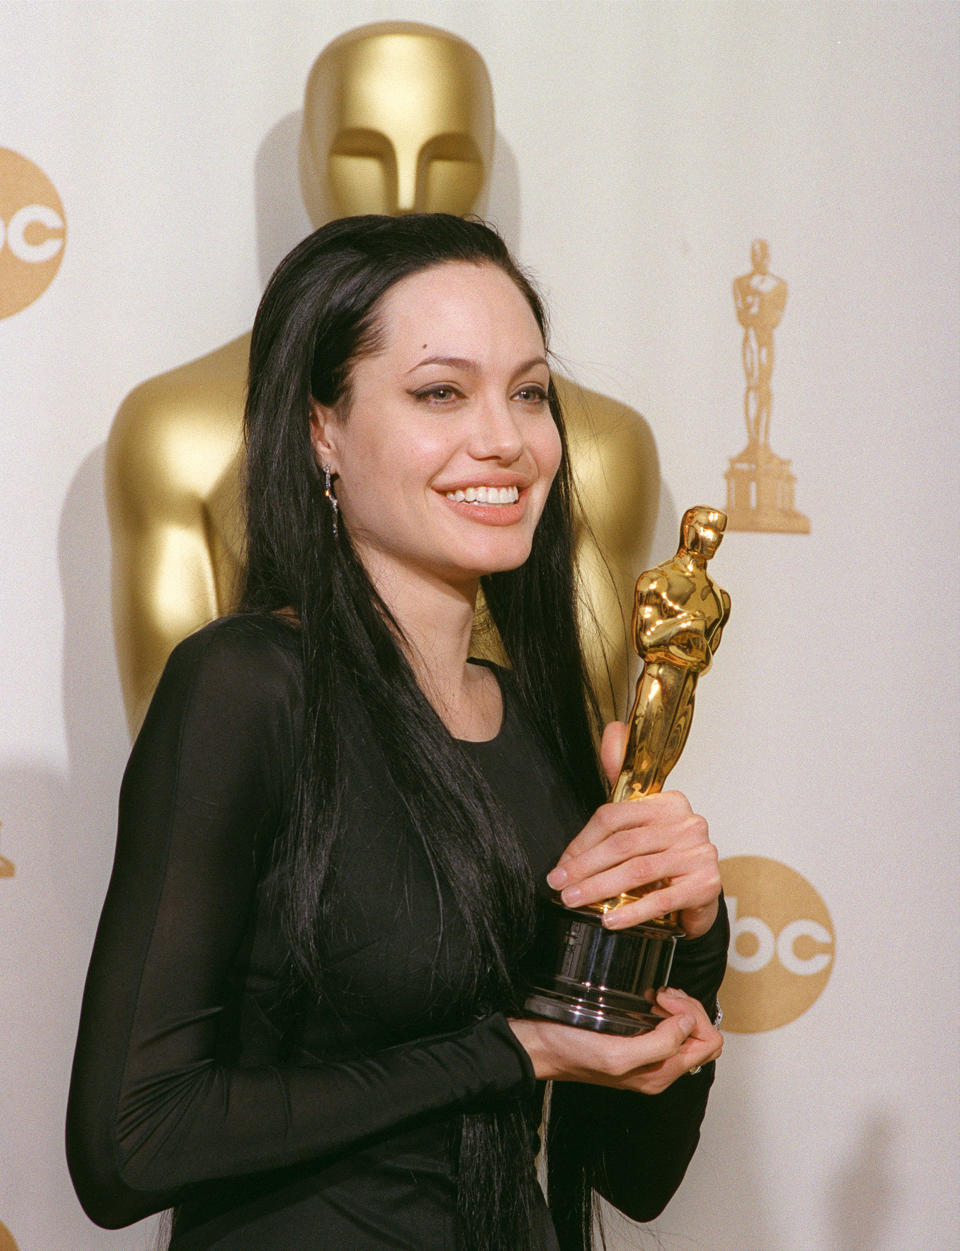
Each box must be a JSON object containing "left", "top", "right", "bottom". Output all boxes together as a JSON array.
[
  {"left": 505, "top": 1016, "right": 555, "bottom": 1081},
  {"left": 680, "top": 895, "right": 720, "bottom": 939}
]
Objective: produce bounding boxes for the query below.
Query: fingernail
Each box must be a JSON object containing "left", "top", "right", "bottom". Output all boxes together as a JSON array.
[
  {"left": 661, "top": 986, "right": 688, "bottom": 999},
  {"left": 561, "top": 886, "right": 582, "bottom": 906},
  {"left": 679, "top": 1014, "right": 695, "bottom": 1032},
  {"left": 546, "top": 867, "right": 568, "bottom": 888}
]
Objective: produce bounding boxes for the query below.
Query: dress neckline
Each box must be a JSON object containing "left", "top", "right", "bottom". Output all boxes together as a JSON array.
[{"left": 458, "top": 659, "right": 506, "bottom": 746}]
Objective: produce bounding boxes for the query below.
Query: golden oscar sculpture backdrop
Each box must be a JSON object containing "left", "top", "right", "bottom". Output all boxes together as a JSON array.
[
  {"left": 1, "top": 5, "right": 957, "bottom": 1249},
  {"left": 724, "top": 240, "right": 809, "bottom": 534}
]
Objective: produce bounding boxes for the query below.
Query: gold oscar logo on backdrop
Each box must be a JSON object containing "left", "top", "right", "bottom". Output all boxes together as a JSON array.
[
  {"left": 719, "top": 855, "right": 833, "bottom": 1032},
  {"left": 724, "top": 240, "right": 809, "bottom": 533},
  {"left": 0, "top": 1220, "right": 20, "bottom": 1251},
  {"left": 0, "top": 148, "right": 66, "bottom": 320}
]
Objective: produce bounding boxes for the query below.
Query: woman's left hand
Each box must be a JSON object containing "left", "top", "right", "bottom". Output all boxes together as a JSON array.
[{"left": 545, "top": 722, "right": 721, "bottom": 938}]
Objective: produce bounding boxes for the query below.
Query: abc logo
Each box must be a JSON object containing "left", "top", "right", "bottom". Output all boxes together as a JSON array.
[
  {"left": 719, "top": 856, "right": 834, "bottom": 1033},
  {"left": 0, "top": 148, "right": 66, "bottom": 320}
]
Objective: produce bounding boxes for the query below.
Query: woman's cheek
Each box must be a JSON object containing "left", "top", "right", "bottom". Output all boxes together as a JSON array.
[{"left": 538, "top": 423, "right": 563, "bottom": 490}]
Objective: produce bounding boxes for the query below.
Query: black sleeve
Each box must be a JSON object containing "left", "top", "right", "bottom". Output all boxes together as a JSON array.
[
  {"left": 66, "top": 621, "right": 534, "bottom": 1229},
  {"left": 548, "top": 900, "right": 728, "bottom": 1224}
]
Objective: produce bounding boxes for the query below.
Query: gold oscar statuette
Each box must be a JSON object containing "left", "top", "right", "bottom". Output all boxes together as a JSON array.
[{"left": 524, "top": 507, "right": 730, "bottom": 1034}]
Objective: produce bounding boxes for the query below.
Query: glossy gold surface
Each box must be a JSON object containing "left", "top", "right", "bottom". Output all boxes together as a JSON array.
[
  {"left": 613, "top": 506, "right": 730, "bottom": 801},
  {"left": 107, "top": 23, "right": 657, "bottom": 734},
  {"left": 106, "top": 335, "right": 248, "bottom": 731},
  {"left": 593, "top": 507, "right": 730, "bottom": 921}
]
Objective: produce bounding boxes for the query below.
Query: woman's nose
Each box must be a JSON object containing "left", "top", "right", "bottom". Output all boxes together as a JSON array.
[{"left": 467, "top": 396, "right": 524, "bottom": 462}]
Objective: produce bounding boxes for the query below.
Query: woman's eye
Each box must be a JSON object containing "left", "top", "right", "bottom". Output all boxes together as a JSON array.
[
  {"left": 514, "top": 386, "right": 549, "bottom": 404},
  {"left": 415, "top": 386, "right": 459, "bottom": 403}
]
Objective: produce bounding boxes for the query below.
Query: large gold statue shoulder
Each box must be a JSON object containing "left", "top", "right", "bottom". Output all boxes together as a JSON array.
[{"left": 106, "top": 335, "right": 248, "bottom": 730}]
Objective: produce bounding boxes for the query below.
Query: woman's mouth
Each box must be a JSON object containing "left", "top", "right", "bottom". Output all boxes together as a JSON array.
[{"left": 444, "top": 485, "right": 520, "bottom": 505}]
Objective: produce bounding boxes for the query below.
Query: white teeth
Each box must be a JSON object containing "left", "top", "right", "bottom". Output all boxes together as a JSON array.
[{"left": 445, "top": 486, "right": 520, "bottom": 505}]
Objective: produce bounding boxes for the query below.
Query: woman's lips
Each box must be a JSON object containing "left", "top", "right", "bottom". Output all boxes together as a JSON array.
[{"left": 437, "top": 484, "right": 527, "bottom": 525}]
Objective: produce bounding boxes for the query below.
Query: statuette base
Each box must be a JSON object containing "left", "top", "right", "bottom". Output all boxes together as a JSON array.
[{"left": 524, "top": 899, "right": 678, "bottom": 1036}]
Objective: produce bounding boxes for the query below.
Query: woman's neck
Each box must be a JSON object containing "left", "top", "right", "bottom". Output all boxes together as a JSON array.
[{"left": 362, "top": 559, "right": 502, "bottom": 742}]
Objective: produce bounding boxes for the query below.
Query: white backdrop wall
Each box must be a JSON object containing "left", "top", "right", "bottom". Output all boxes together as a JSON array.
[{"left": 1, "top": 3, "right": 958, "bottom": 1249}]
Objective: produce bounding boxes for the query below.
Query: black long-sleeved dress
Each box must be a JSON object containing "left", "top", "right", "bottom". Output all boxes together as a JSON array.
[{"left": 67, "top": 614, "right": 727, "bottom": 1248}]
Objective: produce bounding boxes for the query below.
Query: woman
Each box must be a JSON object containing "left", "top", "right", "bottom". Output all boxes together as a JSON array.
[{"left": 67, "top": 214, "right": 727, "bottom": 1250}]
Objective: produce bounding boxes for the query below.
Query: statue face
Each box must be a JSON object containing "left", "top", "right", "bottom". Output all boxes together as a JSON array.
[
  {"left": 683, "top": 508, "right": 726, "bottom": 557},
  {"left": 300, "top": 25, "right": 495, "bottom": 222}
]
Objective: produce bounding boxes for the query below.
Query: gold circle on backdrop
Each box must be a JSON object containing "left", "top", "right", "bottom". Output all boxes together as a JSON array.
[
  {"left": 0, "top": 1220, "right": 20, "bottom": 1251},
  {"left": 719, "top": 855, "right": 834, "bottom": 1033},
  {"left": 0, "top": 148, "right": 66, "bottom": 319}
]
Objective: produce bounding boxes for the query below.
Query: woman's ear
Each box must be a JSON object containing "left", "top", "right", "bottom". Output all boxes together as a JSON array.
[{"left": 309, "top": 397, "right": 339, "bottom": 472}]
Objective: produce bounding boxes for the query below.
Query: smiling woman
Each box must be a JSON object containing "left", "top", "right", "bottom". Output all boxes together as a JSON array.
[{"left": 66, "top": 215, "right": 727, "bottom": 1251}]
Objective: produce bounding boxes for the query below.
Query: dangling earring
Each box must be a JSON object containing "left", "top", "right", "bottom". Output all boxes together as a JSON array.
[{"left": 322, "top": 464, "right": 339, "bottom": 537}]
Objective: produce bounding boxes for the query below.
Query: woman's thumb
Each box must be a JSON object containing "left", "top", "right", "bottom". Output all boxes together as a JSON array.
[{"left": 600, "top": 720, "right": 628, "bottom": 789}]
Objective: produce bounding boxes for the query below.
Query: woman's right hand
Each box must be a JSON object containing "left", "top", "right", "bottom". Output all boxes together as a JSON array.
[{"left": 507, "top": 987, "right": 722, "bottom": 1097}]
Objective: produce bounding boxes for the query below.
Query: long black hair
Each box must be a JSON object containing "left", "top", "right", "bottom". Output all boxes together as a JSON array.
[{"left": 240, "top": 214, "right": 606, "bottom": 1251}]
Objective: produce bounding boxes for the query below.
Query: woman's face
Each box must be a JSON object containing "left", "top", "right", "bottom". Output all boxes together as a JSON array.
[{"left": 311, "top": 261, "right": 562, "bottom": 599}]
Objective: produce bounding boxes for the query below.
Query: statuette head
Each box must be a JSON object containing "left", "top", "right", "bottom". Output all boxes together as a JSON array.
[{"left": 680, "top": 506, "right": 727, "bottom": 559}]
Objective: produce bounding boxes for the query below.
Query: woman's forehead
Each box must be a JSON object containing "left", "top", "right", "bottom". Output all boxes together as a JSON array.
[{"left": 371, "top": 261, "right": 545, "bottom": 359}]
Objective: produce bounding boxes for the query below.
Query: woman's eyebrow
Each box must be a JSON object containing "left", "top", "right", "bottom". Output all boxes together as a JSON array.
[
  {"left": 404, "top": 355, "right": 480, "bottom": 375},
  {"left": 404, "top": 354, "right": 549, "bottom": 375},
  {"left": 512, "top": 356, "right": 550, "bottom": 375}
]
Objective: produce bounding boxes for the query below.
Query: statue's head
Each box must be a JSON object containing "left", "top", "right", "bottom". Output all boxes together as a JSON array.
[
  {"left": 750, "top": 239, "right": 770, "bottom": 274},
  {"left": 681, "top": 506, "right": 726, "bottom": 559},
  {"left": 299, "top": 22, "right": 494, "bottom": 224}
]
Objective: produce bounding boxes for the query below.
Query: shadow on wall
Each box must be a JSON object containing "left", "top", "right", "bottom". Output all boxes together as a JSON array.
[
  {"left": 483, "top": 127, "right": 522, "bottom": 249},
  {"left": 253, "top": 111, "right": 314, "bottom": 286},
  {"left": 55, "top": 446, "right": 160, "bottom": 1247},
  {"left": 0, "top": 761, "right": 87, "bottom": 1241},
  {"left": 0, "top": 447, "right": 155, "bottom": 1243},
  {"left": 827, "top": 1109, "right": 899, "bottom": 1249},
  {"left": 648, "top": 1042, "right": 775, "bottom": 1251},
  {"left": 58, "top": 447, "right": 128, "bottom": 845}
]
